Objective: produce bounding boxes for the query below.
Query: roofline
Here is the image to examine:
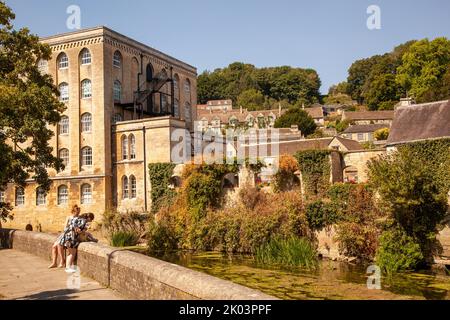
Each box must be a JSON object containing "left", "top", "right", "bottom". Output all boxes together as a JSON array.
[
  {"left": 394, "top": 99, "right": 449, "bottom": 111},
  {"left": 40, "top": 26, "right": 197, "bottom": 74},
  {"left": 386, "top": 136, "right": 450, "bottom": 147}
]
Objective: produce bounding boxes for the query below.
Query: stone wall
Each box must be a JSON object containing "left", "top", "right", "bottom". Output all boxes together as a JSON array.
[{"left": 0, "top": 229, "right": 275, "bottom": 300}]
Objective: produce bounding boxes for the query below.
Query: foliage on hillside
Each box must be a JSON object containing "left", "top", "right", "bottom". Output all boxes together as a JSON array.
[{"left": 197, "top": 62, "right": 321, "bottom": 109}]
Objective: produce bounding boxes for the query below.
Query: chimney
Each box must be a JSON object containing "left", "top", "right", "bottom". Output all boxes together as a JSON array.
[
  {"left": 396, "top": 97, "right": 415, "bottom": 108},
  {"left": 240, "top": 105, "right": 243, "bottom": 114}
]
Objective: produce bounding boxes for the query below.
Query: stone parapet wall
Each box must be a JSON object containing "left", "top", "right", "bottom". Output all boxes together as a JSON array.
[{"left": 0, "top": 229, "right": 275, "bottom": 300}]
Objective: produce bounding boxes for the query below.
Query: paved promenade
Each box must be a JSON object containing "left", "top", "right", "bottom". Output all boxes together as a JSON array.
[{"left": 0, "top": 249, "right": 124, "bottom": 300}]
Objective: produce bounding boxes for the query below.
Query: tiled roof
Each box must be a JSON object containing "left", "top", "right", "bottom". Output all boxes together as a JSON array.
[
  {"left": 387, "top": 100, "right": 450, "bottom": 146},
  {"left": 343, "top": 110, "right": 394, "bottom": 121},
  {"left": 343, "top": 124, "right": 390, "bottom": 134},
  {"left": 333, "top": 137, "right": 363, "bottom": 151}
]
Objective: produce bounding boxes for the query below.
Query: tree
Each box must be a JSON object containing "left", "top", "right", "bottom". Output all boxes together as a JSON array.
[
  {"left": 236, "top": 88, "right": 265, "bottom": 111},
  {"left": 397, "top": 38, "right": 450, "bottom": 102},
  {"left": 364, "top": 74, "right": 400, "bottom": 110},
  {"left": 374, "top": 128, "right": 389, "bottom": 141},
  {"left": 0, "top": 2, "right": 65, "bottom": 222},
  {"left": 274, "top": 108, "right": 317, "bottom": 136}
]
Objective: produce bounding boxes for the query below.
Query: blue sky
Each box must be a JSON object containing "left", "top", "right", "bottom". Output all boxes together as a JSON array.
[{"left": 5, "top": 0, "right": 450, "bottom": 93}]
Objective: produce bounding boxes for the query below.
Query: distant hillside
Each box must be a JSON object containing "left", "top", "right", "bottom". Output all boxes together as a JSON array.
[{"left": 197, "top": 62, "right": 321, "bottom": 111}]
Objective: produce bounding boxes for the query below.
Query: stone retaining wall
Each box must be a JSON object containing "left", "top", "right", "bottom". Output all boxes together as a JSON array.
[{"left": 0, "top": 229, "right": 276, "bottom": 300}]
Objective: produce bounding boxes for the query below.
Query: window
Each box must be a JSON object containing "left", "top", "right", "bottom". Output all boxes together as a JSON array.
[
  {"left": 129, "top": 134, "right": 136, "bottom": 159},
  {"left": 357, "top": 133, "right": 364, "bottom": 141},
  {"left": 58, "top": 53, "right": 69, "bottom": 69},
  {"left": 81, "top": 147, "right": 92, "bottom": 166},
  {"left": 59, "top": 149, "right": 69, "bottom": 168},
  {"left": 184, "top": 79, "right": 191, "bottom": 96},
  {"left": 113, "top": 80, "right": 122, "bottom": 101},
  {"left": 160, "top": 94, "right": 167, "bottom": 113},
  {"left": 130, "top": 175, "right": 137, "bottom": 198},
  {"left": 15, "top": 187, "right": 25, "bottom": 206},
  {"left": 81, "top": 79, "right": 92, "bottom": 99},
  {"left": 38, "top": 59, "right": 48, "bottom": 73},
  {"left": 57, "top": 185, "right": 68, "bottom": 205},
  {"left": 80, "top": 48, "right": 91, "bottom": 65},
  {"left": 81, "top": 113, "right": 92, "bottom": 133},
  {"left": 0, "top": 191, "right": 5, "bottom": 203},
  {"left": 81, "top": 184, "right": 92, "bottom": 204},
  {"left": 113, "top": 51, "right": 122, "bottom": 68},
  {"left": 122, "top": 176, "right": 129, "bottom": 199},
  {"left": 59, "top": 116, "right": 69, "bottom": 135},
  {"left": 59, "top": 83, "right": 69, "bottom": 102},
  {"left": 113, "top": 113, "right": 123, "bottom": 123},
  {"left": 36, "top": 187, "right": 46, "bottom": 206},
  {"left": 174, "top": 99, "right": 179, "bottom": 118},
  {"left": 184, "top": 102, "right": 191, "bottom": 122},
  {"left": 121, "top": 135, "right": 128, "bottom": 160}
]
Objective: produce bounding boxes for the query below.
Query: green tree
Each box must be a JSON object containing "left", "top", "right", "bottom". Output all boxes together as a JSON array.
[
  {"left": 274, "top": 108, "right": 317, "bottom": 136},
  {"left": 0, "top": 2, "right": 65, "bottom": 222},
  {"left": 364, "top": 74, "right": 400, "bottom": 110},
  {"left": 397, "top": 38, "right": 450, "bottom": 102},
  {"left": 374, "top": 128, "right": 389, "bottom": 141},
  {"left": 236, "top": 88, "right": 265, "bottom": 111}
]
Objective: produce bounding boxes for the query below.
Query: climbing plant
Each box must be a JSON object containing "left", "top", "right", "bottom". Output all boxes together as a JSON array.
[
  {"left": 294, "top": 150, "right": 332, "bottom": 198},
  {"left": 148, "top": 163, "right": 176, "bottom": 213}
]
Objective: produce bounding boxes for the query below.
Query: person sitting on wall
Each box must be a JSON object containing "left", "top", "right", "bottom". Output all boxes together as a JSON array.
[
  {"left": 64, "top": 213, "right": 96, "bottom": 274},
  {"left": 48, "top": 205, "right": 81, "bottom": 269}
]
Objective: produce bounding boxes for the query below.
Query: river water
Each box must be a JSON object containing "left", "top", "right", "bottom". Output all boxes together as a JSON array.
[{"left": 140, "top": 250, "right": 450, "bottom": 300}]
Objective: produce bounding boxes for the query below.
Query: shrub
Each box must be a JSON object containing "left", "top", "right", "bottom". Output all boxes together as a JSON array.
[
  {"left": 374, "top": 128, "right": 390, "bottom": 140},
  {"left": 272, "top": 154, "right": 300, "bottom": 192},
  {"left": 148, "top": 163, "right": 176, "bottom": 213},
  {"left": 147, "top": 214, "right": 179, "bottom": 252},
  {"left": 255, "top": 236, "right": 318, "bottom": 269},
  {"left": 110, "top": 231, "right": 139, "bottom": 247},
  {"left": 102, "top": 210, "right": 149, "bottom": 243},
  {"left": 306, "top": 200, "right": 340, "bottom": 231},
  {"left": 376, "top": 228, "right": 423, "bottom": 274},
  {"left": 295, "top": 150, "right": 331, "bottom": 197}
]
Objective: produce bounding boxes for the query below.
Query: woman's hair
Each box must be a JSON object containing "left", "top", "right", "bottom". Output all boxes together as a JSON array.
[
  {"left": 71, "top": 205, "right": 81, "bottom": 215},
  {"left": 80, "top": 212, "right": 95, "bottom": 221}
]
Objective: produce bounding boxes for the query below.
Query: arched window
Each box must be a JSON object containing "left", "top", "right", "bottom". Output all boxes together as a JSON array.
[
  {"left": 121, "top": 135, "right": 128, "bottom": 160},
  {"left": 57, "top": 185, "right": 68, "bottom": 205},
  {"left": 184, "top": 79, "right": 191, "bottom": 99},
  {"left": 81, "top": 79, "right": 92, "bottom": 99},
  {"left": 113, "top": 80, "right": 122, "bottom": 102},
  {"left": 80, "top": 48, "right": 91, "bottom": 65},
  {"left": 81, "top": 147, "right": 92, "bottom": 166},
  {"left": 59, "top": 149, "right": 69, "bottom": 168},
  {"left": 122, "top": 176, "right": 129, "bottom": 199},
  {"left": 81, "top": 184, "right": 92, "bottom": 204},
  {"left": 59, "top": 83, "right": 69, "bottom": 102},
  {"left": 38, "top": 59, "right": 48, "bottom": 74},
  {"left": 59, "top": 116, "right": 69, "bottom": 135},
  {"left": 184, "top": 102, "right": 191, "bottom": 122},
  {"left": 15, "top": 187, "right": 25, "bottom": 206},
  {"left": 58, "top": 53, "right": 69, "bottom": 69},
  {"left": 113, "top": 51, "right": 122, "bottom": 68},
  {"left": 130, "top": 175, "right": 137, "bottom": 198},
  {"left": 173, "top": 74, "right": 180, "bottom": 98},
  {"left": 129, "top": 134, "right": 136, "bottom": 159},
  {"left": 113, "top": 113, "right": 123, "bottom": 123},
  {"left": 174, "top": 99, "right": 179, "bottom": 118},
  {"left": 146, "top": 64, "right": 153, "bottom": 82},
  {"left": 81, "top": 113, "right": 92, "bottom": 133},
  {"left": 36, "top": 187, "right": 46, "bottom": 206}
]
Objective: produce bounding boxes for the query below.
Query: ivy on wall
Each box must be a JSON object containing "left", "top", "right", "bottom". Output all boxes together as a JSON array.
[
  {"left": 294, "top": 150, "right": 332, "bottom": 198},
  {"left": 148, "top": 163, "right": 176, "bottom": 213}
]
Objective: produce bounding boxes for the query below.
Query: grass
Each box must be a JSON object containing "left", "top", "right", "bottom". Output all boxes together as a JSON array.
[
  {"left": 110, "top": 231, "right": 139, "bottom": 247},
  {"left": 255, "top": 236, "right": 318, "bottom": 269}
]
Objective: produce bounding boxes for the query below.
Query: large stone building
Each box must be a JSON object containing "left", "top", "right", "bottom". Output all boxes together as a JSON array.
[{"left": 1, "top": 26, "right": 197, "bottom": 232}]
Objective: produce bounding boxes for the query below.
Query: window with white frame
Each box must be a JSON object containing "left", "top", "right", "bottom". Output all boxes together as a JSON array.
[
  {"left": 121, "top": 135, "right": 128, "bottom": 160},
  {"left": 59, "top": 83, "right": 69, "bottom": 102},
  {"left": 81, "top": 147, "right": 92, "bottom": 166},
  {"left": 113, "top": 51, "right": 122, "bottom": 68},
  {"left": 81, "top": 184, "right": 92, "bottom": 204},
  {"left": 357, "top": 133, "right": 364, "bottom": 141},
  {"left": 130, "top": 175, "right": 137, "bottom": 198},
  {"left": 130, "top": 134, "right": 136, "bottom": 159},
  {"left": 36, "top": 187, "right": 46, "bottom": 206},
  {"left": 81, "top": 113, "right": 92, "bottom": 133},
  {"left": 122, "top": 176, "right": 129, "bottom": 199},
  {"left": 15, "top": 187, "right": 25, "bottom": 206},
  {"left": 80, "top": 48, "right": 91, "bottom": 65},
  {"left": 57, "top": 185, "right": 68, "bottom": 205},
  {"left": 59, "top": 149, "right": 69, "bottom": 168},
  {"left": 58, "top": 53, "right": 69, "bottom": 69},
  {"left": 113, "top": 80, "right": 122, "bottom": 101},
  {"left": 59, "top": 116, "right": 69, "bottom": 135},
  {"left": 81, "top": 79, "right": 92, "bottom": 99}
]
